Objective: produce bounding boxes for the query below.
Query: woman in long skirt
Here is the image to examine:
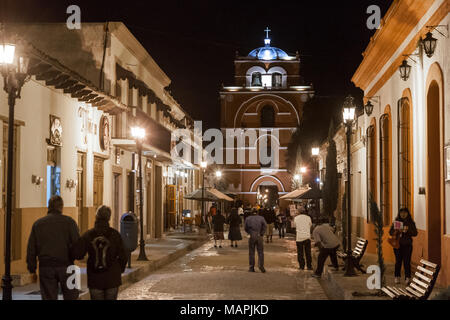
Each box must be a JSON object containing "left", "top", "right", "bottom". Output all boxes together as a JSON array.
[
  {"left": 212, "top": 210, "right": 225, "bottom": 248},
  {"left": 227, "top": 208, "right": 242, "bottom": 247}
]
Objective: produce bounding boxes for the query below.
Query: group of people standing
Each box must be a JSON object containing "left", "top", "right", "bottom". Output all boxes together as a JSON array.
[{"left": 293, "top": 206, "right": 419, "bottom": 282}]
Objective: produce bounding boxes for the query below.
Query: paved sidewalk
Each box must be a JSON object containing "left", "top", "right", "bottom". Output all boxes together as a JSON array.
[
  {"left": 0, "top": 229, "right": 210, "bottom": 300},
  {"left": 318, "top": 252, "right": 446, "bottom": 300}
]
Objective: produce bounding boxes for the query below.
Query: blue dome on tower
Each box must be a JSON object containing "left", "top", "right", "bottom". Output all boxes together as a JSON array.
[
  {"left": 248, "top": 46, "right": 289, "bottom": 60},
  {"left": 248, "top": 27, "right": 292, "bottom": 60}
]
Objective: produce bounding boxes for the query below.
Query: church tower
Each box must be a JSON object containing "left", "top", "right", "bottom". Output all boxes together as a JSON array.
[{"left": 219, "top": 28, "right": 314, "bottom": 208}]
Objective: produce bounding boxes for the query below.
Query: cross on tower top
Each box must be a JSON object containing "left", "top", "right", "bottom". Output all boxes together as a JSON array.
[{"left": 264, "top": 27, "right": 271, "bottom": 39}]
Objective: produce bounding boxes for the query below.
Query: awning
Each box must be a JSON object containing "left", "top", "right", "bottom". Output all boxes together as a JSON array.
[
  {"left": 209, "top": 188, "right": 234, "bottom": 202},
  {"left": 184, "top": 187, "right": 233, "bottom": 202},
  {"left": 279, "top": 187, "right": 311, "bottom": 200},
  {"left": 291, "top": 188, "right": 322, "bottom": 201}
]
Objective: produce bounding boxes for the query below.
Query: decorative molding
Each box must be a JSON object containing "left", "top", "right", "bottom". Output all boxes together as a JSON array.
[
  {"left": 233, "top": 94, "right": 300, "bottom": 127},
  {"left": 249, "top": 175, "right": 286, "bottom": 192},
  {"left": 0, "top": 115, "right": 25, "bottom": 127}
]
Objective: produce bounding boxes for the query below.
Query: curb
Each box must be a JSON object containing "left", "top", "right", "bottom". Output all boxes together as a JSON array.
[
  {"left": 311, "top": 248, "right": 350, "bottom": 300},
  {"left": 78, "top": 236, "right": 210, "bottom": 300}
]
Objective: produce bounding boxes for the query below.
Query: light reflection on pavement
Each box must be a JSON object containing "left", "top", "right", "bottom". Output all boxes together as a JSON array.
[{"left": 118, "top": 231, "right": 329, "bottom": 300}]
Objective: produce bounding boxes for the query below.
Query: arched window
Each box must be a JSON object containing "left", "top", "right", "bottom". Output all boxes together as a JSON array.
[
  {"left": 380, "top": 113, "right": 391, "bottom": 226},
  {"left": 260, "top": 105, "right": 275, "bottom": 127},
  {"left": 366, "top": 124, "right": 376, "bottom": 222},
  {"left": 251, "top": 72, "right": 262, "bottom": 86},
  {"left": 398, "top": 97, "right": 412, "bottom": 212},
  {"left": 272, "top": 72, "right": 282, "bottom": 88}
]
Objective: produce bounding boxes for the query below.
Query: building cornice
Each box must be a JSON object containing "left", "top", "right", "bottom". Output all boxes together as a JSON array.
[{"left": 351, "top": 0, "right": 444, "bottom": 93}]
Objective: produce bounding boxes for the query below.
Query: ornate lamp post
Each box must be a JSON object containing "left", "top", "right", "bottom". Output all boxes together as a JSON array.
[
  {"left": 1, "top": 40, "right": 30, "bottom": 300},
  {"left": 131, "top": 126, "right": 148, "bottom": 261},
  {"left": 342, "top": 95, "right": 357, "bottom": 276},
  {"left": 200, "top": 161, "right": 207, "bottom": 229}
]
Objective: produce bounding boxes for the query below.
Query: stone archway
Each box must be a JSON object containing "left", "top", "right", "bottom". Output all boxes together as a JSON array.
[{"left": 250, "top": 175, "right": 286, "bottom": 193}]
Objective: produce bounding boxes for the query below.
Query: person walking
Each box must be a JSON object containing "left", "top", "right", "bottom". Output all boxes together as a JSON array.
[
  {"left": 244, "top": 210, "right": 267, "bottom": 273},
  {"left": 212, "top": 210, "right": 226, "bottom": 248},
  {"left": 71, "top": 206, "right": 127, "bottom": 300},
  {"left": 311, "top": 216, "right": 340, "bottom": 278},
  {"left": 294, "top": 207, "right": 313, "bottom": 270},
  {"left": 238, "top": 204, "right": 245, "bottom": 225},
  {"left": 227, "top": 208, "right": 242, "bottom": 247},
  {"left": 276, "top": 210, "right": 287, "bottom": 238},
  {"left": 26, "top": 195, "right": 80, "bottom": 300},
  {"left": 263, "top": 208, "right": 276, "bottom": 243},
  {"left": 389, "top": 208, "right": 418, "bottom": 285}
]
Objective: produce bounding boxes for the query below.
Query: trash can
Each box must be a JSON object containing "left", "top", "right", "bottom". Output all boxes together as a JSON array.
[
  {"left": 120, "top": 212, "right": 138, "bottom": 268},
  {"left": 120, "top": 212, "right": 138, "bottom": 252}
]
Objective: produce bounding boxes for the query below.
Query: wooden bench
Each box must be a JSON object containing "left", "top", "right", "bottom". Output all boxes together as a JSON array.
[
  {"left": 337, "top": 237, "right": 368, "bottom": 273},
  {"left": 381, "top": 259, "right": 440, "bottom": 300}
]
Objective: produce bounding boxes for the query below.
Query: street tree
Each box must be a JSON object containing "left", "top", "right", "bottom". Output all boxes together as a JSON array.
[{"left": 323, "top": 120, "right": 338, "bottom": 219}]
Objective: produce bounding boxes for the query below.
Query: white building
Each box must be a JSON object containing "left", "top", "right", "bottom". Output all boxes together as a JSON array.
[{"left": 0, "top": 22, "right": 201, "bottom": 283}]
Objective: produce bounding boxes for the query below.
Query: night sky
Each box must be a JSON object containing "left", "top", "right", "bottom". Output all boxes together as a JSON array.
[{"left": 4, "top": 0, "right": 393, "bottom": 144}]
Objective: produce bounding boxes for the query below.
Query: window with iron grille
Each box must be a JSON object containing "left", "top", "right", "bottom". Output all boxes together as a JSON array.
[
  {"left": 366, "top": 124, "right": 376, "bottom": 223},
  {"left": 379, "top": 113, "right": 391, "bottom": 226},
  {"left": 398, "top": 97, "right": 412, "bottom": 212}
]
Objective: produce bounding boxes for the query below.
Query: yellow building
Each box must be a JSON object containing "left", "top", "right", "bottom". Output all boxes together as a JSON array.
[{"left": 351, "top": 0, "right": 449, "bottom": 286}]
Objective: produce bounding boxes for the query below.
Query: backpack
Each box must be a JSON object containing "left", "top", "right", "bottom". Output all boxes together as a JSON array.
[{"left": 91, "top": 229, "right": 115, "bottom": 273}]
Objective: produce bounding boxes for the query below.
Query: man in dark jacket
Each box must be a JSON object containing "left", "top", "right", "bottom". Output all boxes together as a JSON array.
[
  {"left": 72, "top": 206, "right": 127, "bottom": 300},
  {"left": 245, "top": 210, "right": 267, "bottom": 273},
  {"left": 26, "top": 195, "right": 80, "bottom": 300},
  {"left": 263, "top": 208, "right": 276, "bottom": 243}
]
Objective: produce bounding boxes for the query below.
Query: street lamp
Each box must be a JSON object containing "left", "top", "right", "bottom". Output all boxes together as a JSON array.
[
  {"left": 342, "top": 94, "right": 357, "bottom": 276},
  {"left": 200, "top": 161, "right": 207, "bottom": 229},
  {"left": 311, "top": 147, "right": 320, "bottom": 214},
  {"left": 1, "top": 40, "right": 30, "bottom": 301},
  {"left": 399, "top": 59, "right": 411, "bottom": 81},
  {"left": 422, "top": 32, "right": 437, "bottom": 58},
  {"left": 131, "top": 126, "right": 148, "bottom": 261}
]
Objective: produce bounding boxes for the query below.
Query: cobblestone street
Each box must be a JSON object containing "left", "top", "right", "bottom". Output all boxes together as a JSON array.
[{"left": 118, "top": 231, "right": 329, "bottom": 300}]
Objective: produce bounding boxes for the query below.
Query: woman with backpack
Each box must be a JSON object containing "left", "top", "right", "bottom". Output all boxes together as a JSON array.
[
  {"left": 72, "top": 206, "right": 127, "bottom": 300},
  {"left": 389, "top": 207, "right": 418, "bottom": 285}
]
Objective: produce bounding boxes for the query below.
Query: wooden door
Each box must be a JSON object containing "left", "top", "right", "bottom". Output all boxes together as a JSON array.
[
  {"left": 146, "top": 170, "right": 152, "bottom": 235},
  {"left": 426, "top": 81, "right": 442, "bottom": 265},
  {"left": 93, "top": 156, "right": 104, "bottom": 209},
  {"left": 113, "top": 173, "right": 121, "bottom": 230},
  {"left": 76, "top": 152, "right": 86, "bottom": 232},
  {"left": 154, "top": 165, "right": 162, "bottom": 238}
]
